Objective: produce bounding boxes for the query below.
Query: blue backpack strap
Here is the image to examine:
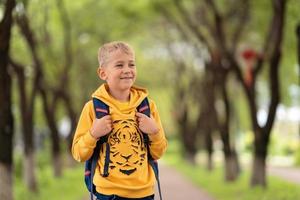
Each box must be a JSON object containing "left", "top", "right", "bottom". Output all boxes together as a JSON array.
[
  {"left": 86, "top": 98, "right": 110, "bottom": 200},
  {"left": 137, "top": 98, "right": 151, "bottom": 157},
  {"left": 92, "top": 98, "right": 111, "bottom": 178},
  {"left": 93, "top": 98, "right": 109, "bottom": 118},
  {"left": 137, "top": 97, "right": 163, "bottom": 200}
]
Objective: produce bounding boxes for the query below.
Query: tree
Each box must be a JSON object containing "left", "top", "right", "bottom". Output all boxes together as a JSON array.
[
  {"left": 228, "top": 0, "right": 286, "bottom": 187},
  {"left": 196, "top": 0, "right": 286, "bottom": 186},
  {"left": 0, "top": 0, "right": 16, "bottom": 199},
  {"left": 155, "top": 0, "right": 287, "bottom": 186},
  {"left": 15, "top": 5, "right": 63, "bottom": 177},
  {"left": 154, "top": 0, "right": 241, "bottom": 180},
  {"left": 9, "top": 58, "right": 38, "bottom": 192}
]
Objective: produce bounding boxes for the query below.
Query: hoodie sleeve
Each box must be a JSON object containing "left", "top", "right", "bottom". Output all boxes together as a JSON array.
[
  {"left": 71, "top": 100, "right": 97, "bottom": 162},
  {"left": 148, "top": 99, "right": 168, "bottom": 160}
]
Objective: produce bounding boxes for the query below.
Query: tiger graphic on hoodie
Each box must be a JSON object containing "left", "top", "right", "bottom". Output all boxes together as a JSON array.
[{"left": 105, "top": 118, "right": 147, "bottom": 176}]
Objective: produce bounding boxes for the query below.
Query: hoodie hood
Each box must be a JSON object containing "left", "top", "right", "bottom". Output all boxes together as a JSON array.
[{"left": 92, "top": 84, "right": 148, "bottom": 114}]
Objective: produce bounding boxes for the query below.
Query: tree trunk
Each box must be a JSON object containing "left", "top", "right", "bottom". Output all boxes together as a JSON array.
[
  {"left": 250, "top": 127, "right": 270, "bottom": 187},
  {"left": 180, "top": 102, "right": 197, "bottom": 164},
  {"left": 251, "top": 153, "right": 267, "bottom": 187},
  {"left": 197, "top": 109, "right": 214, "bottom": 170},
  {"left": 224, "top": 151, "right": 240, "bottom": 181},
  {"left": 23, "top": 152, "right": 37, "bottom": 191},
  {"left": 53, "top": 152, "right": 63, "bottom": 177},
  {"left": 9, "top": 59, "right": 38, "bottom": 192},
  {"left": 207, "top": 60, "right": 240, "bottom": 179},
  {"left": 40, "top": 88, "right": 62, "bottom": 177},
  {"left": 0, "top": 163, "right": 13, "bottom": 200},
  {"left": 0, "top": 0, "right": 15, "bottom": 199},
  {"left": 249, "top": 0, "right": 286, "bottom": 187},
  {"left": 219, "top": 82, "right": 240, "bottom": 181},
  {"left": 205, "top": 131, "right": 213, "bottom": 170},
  {"left": 183, "top": 128, "right": 197, "bottom": 164},
  {"left": 195, "top": 65, "right": 216, "bottom": 170}
]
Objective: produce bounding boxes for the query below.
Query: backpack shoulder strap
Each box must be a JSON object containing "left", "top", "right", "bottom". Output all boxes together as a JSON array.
[
  {"left": 137, "top": 97, "right": 163, "bottom": 200},
  {"left": 137, "top": 97, "right": 151, "bottom": 117},
  {"left": 88, "top": 98, "right": 109, "bottom": 199},
  {"left": 137, "top": 97, "right": 152, "bottom": 159},
  {"left": 93, "top": 98, "right": 109, "bottom": 119}
]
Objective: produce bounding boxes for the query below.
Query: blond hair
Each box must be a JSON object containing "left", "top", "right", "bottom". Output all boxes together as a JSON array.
[{"left": 98, "top": 41, "right": 134, "bottom": 67}]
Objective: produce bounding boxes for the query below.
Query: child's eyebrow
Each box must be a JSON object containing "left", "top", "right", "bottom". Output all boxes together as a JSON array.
[
  {"left": 114, "top": 60, "right": 135, "bottom": 63},
  {"left": 114, "top": 60, "right": 125, "bottom": 64}
]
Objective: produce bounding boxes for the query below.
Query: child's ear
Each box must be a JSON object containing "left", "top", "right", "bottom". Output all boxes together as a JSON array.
[{"left": 97, "top": 67, "right": 106, "bottom": 80}]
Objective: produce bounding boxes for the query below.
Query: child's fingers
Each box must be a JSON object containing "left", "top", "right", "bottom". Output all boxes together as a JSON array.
[
  {"left": 105, "top": 118, "right": 112, "bottom": 124},
  {"left": 100, "top": 115, "right": 112, "bottom": 124},
  {"left": 135, "top": 112, "right": 146, "bottom": 118},
  {"left": 102, "top": 115, "right": 111, "bottom": 120},
  {"left": 107, "top": 123, "right": 112, "bottom": 130}
]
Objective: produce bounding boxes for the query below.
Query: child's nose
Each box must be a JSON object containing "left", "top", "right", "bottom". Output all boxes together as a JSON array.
[{"left": 123, "top": 65, "right": 132, "bottom": 72}]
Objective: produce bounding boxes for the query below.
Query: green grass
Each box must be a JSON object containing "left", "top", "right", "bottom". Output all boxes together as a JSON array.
[
  {"left": 15, "top": 165, "right": 87, "bottom": 200},
  {"left": 163, "top": 139, "right": 300, "bottom": 200}
]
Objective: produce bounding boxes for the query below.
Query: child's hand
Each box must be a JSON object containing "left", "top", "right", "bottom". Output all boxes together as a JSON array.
[
  {"left": 136, "top": 112, "right": 159, "bottom": 135},
  {"left": 90, "top": 115, "right": 112, "bottom": 139}
]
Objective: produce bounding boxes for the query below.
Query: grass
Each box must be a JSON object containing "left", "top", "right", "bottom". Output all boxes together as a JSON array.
[
  {"left": 163, "top": 139, "right": 300, "bottom": 200},
  {"left": 15, "top": 165, "right": 87, "bottom": 200},
  {"left": 14, "top": 150, "right": 88, "bottom": 200}
]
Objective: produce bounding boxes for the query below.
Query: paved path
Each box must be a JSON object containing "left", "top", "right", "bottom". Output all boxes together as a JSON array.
[
  {"left": 268, "top": 166, "right": 300, "bottom": 185},
  {"left": 154, "top": 163, "right": 214, "bottom": 200}
]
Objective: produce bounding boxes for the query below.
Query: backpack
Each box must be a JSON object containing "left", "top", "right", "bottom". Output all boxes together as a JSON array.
[{"left": 84, "top": 97, "right": 162, "bottom": 200}]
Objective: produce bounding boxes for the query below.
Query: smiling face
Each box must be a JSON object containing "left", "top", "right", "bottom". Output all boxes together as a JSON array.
[{"left": 98, "top": 49, "right": 136, "bottom": 94}]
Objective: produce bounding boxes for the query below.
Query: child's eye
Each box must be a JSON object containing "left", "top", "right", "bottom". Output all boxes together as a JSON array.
[
  {"left": 116, "top": 64, "right": 123, "bottom": 68},
  {"left": 129, "top": 64, "right": 136, "bottom": 68}
]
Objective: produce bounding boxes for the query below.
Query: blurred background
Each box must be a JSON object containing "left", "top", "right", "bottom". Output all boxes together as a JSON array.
[{"left": 0, "top": 0, "right": 300, "bottom": 199}]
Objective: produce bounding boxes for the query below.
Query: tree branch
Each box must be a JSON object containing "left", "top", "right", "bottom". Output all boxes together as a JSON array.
[
  {"left": 172, "top": 0, "right": 213, "bottom": 52},
  {"left": 264, "top": 0, "right": 286, "bottom": 134},
  {"left": 203, "top": 0, "right": 227, "bottom": 52},
  {"left": 231, "top": 0, "right": 250, "bottom": 51}
]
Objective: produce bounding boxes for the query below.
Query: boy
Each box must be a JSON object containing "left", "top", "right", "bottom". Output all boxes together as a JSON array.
[{"left": 72, "top": 41, "right": 168, "bottom": 200}]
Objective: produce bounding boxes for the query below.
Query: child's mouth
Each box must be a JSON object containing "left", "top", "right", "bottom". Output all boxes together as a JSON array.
[{"left": 120, "top": 77, "right": 133, "bottom": 79}]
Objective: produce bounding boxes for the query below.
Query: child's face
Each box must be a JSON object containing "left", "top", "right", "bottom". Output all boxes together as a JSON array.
[{"left": 98, "top": 49, "right": 136, "bottom": 93}]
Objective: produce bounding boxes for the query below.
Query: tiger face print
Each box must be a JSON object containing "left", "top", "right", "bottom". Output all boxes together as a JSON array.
[{"left": 108, "top": 118, "right": 147, "bottom": 176}]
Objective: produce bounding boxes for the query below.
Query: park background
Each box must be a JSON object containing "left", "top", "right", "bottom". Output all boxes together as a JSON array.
[{"left": 0, "top": 0, "right": 300, "bottom": 199}]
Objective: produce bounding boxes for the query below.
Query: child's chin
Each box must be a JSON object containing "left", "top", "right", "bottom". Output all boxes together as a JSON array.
[{"left": 121, "top": 83, "right": 134, "bottom": 90}]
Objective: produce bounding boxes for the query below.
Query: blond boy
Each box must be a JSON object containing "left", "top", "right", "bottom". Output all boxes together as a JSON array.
[{"left": 72, "top": 41, "right": 167, "bottom": 200}]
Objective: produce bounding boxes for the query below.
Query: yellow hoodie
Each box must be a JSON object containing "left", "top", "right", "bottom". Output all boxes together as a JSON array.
[{"left": 72, "top": 84, "right": 167, "bottom": 198}]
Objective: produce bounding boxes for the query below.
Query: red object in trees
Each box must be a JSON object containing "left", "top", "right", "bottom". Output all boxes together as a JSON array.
[
  {"left": 242, "top": 49, "right": 257, "bottom": 61},
  {"left": 245, "top": 65, "right": 253, "bottom": 87},
  {"left": 241, "top": 49, "right": 258, "bottom": 88}
]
